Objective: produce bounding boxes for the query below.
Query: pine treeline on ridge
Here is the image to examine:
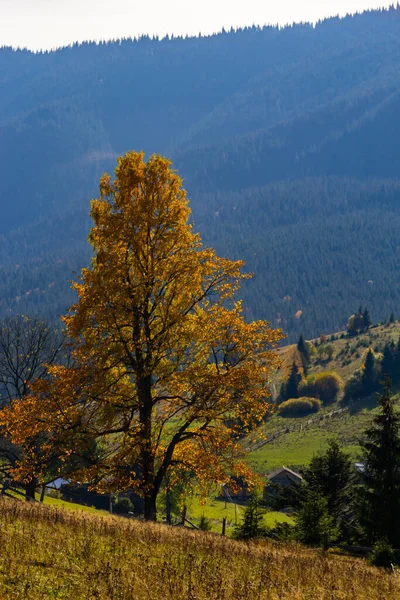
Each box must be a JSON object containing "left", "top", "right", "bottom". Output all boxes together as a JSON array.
[{"left": 2, "top": 7, "right": 400, "bottom": 338}]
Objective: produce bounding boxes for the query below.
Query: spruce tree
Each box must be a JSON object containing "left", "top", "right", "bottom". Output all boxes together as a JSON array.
[
  {"left": 234, "top": 491, "right": 266, "bottom": 540},
  {"left": 277, "top": 382, "right": 286, "bottom": 405},
  {"left": 359, "top": 379, "right": 400, "bottom": 547},
  {"left": 381, "top": 343, "right": 395, "bottom": 380},
  {"left": 286, "top": 362, "right": 301, "bottom": 399},
  {"left": 363, "top": 307, "right": 372, "bottom": 330},
  {"left": 394, "top": 338, "right": 400, "bottom": 384},
  {"left": 297, "top": 333, "right": 310, "bottom": 375},
  {"left": 296, "top": 489, "right": 337, "bottom": 546},
  {"left": 302, "top": 439, "right": 353, "bottom": 528},
  {"left": 362, "top": 349, "right": 376, "bottom": 396},
  {"left": 297, "top": 333, "right": 309, "bottom": 361}
]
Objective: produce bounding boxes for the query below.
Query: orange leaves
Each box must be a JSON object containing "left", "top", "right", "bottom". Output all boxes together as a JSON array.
[{"left": 4, "top": 151, "right": 284, "bottom": 512}]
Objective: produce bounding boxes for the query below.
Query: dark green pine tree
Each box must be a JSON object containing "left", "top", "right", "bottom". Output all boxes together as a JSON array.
[
  {"left": 296, "top": 489, "right": 337, "bottom": 546},
  {"left": 359, "top": 378, "right": 400, "bottom": 547},
  {"left": 362, "top": 349, "right": 376, "bottom": 396},
  {"left": 297, "top": 333, "right": 310, "bottom": 375},
  {"left": 302, "top": 439, "right": 353, "bottom": 529},
  {"left": 286, "top": 362, "right": 301, "bottom": 400},
  {"left": 381, "top": 343, "right": 395, "bottom": 380},
  {"left": 277, "top": 382, "right": 286, "bottom": 405},
  {"left": 393, "top": 338, "right": 400, "bottom": 385},
  {"left": 363, "top": 307, "right": 372, "bottom": 330},
  {"left": 297, "top": 333, "right": 309, "bottom": 361},
  {"left": 390, "top": 312, "right": 396, "bottom": 325},
  {"left": 234, "top": 491, "right": 266, "bottom": 540}
]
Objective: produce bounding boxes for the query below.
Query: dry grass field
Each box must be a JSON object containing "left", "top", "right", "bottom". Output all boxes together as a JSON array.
[{"left": 0, "top": 496, "right": 397, "bottom": 600}]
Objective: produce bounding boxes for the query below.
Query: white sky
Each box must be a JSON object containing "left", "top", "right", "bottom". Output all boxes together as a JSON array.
[{"left": 0, "top": 0, "right": 394, "bottom": 51}]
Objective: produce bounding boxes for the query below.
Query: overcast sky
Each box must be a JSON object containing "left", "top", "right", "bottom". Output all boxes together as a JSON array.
[{"left": 0, "top": 0, "right": 394, "bottom": 51}]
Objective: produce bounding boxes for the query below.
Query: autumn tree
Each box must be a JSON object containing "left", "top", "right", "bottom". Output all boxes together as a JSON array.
[
  {"left": 2, "top": 152, "right": 282, "bottom": 520},
  {"left": 0, "top": 315, "right": 65, "bottom": 499}
]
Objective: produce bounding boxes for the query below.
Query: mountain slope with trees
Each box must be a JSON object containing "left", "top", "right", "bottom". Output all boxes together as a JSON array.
[{"left": 2, "top": 7, "right": 400, "bottom": 337}]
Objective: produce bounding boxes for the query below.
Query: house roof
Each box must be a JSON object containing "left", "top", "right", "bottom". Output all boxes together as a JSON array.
[
  {"left": 46, "top": 477, "right": 70, "bottom": 489},
  {"left": 267, "top": 466, "right": 303, "bottom": 481}
]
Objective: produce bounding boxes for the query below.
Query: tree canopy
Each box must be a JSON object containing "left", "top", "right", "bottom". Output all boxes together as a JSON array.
[{"left": 0, "top": 152, "right": 282, "bottom": 520}]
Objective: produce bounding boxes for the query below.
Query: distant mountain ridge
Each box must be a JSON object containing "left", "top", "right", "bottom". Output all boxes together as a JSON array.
[{"left": 2, "top": 6, "right": 400, "bottom": 338}]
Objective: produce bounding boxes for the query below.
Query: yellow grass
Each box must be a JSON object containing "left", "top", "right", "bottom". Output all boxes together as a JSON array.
[{"left": 0, "top": 496, "right": 397, "bottom": 599}]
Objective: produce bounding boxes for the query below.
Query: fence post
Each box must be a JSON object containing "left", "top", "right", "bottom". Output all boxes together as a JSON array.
[
  {"left": 222, "top": 517, "right": 226, "bottom": 536},
  {"left": 323, "top": 532, "right": 329, "bottom": 551},
  {"left": 181, "top": 505, "right": 187, "bottom": 526}
]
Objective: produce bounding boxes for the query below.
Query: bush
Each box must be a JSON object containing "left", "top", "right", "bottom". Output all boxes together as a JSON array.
[
  {"left": 299, "top": 372, "right": 343, "bottom": 404},
  {"left": 316, "top": 343, "right": 334, "bottom": 362},
  {"left": 198, "top": 514, "right": 212, "bottom": 531},
  {"left": 279, "top": 397, "right": 322, "bottom": 417},
  {"left": 113, "top": 496, "right": 134, "bottom": 515},
  {"left": 265, "top": 522, "right": 297, "bottom": 542},
  {"left": 369, "top": 540, "right": 397, "bottom": 568},
  {"left": 47, "top": 488, "right": 61, "bottom": 499},
  {"left": 342, "top": 370, "right": 363, "bottom": 404}
]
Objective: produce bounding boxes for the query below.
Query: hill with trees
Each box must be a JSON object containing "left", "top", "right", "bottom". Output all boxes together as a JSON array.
[
  {"left": 3, "top": 7, "right": 400, "bottom": 337},
  {"left": 248, "top": 315, "right": 400, "bottom": 473}
]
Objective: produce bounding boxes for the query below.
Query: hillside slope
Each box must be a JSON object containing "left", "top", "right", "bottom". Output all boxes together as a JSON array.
[
  {"left": 3, "top": 8, "right": 400, "bottom": 337},
  {"left": 0, "top": 496, "right": 396, "bottom": 599},
  {"left": 248, "top": 321, "right": 400, "bottom": 472}
]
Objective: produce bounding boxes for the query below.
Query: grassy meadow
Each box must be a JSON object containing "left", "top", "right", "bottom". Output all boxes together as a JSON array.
[
  {"left": 187, "top": 497, "right": 294, "bottom": 534},
  {"left": 0, "top": 496, "right": 397, "bottom": 600}
]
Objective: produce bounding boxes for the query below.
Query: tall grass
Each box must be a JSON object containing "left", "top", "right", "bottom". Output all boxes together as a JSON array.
[{"left": 0, "top": 497, "right": 397, "bottom": 599}]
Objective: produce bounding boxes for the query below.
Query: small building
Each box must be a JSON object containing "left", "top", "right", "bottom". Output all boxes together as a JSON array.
[
  {"left": 47, "top": 477, "right": 70, "bottom": 490},
  {"left": 267, "top": 466, "right": 303, "bottom": 487},
  {"left": 220, "top": 477, "right": 250, "bottom": 503}
]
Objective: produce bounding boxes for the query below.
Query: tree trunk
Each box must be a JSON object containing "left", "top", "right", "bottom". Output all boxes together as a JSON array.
[
  {"left": 166, "top": 484, "right": 172, "bottom": 525},
  {"left": 138, "top": 373, "right": 157, "bottom": 521},
  {"left": 25, "top": 478, "right": 37, "bottom": 501},
  {"left": 144, "top": 493, "right": 157, "bottom": 522},
  {"left": 40, "top": 483, "right": 46, "bottom": 503}
]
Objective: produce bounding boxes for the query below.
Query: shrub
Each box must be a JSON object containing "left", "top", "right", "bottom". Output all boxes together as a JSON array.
[
  {"left": 316, "top": 343, "right": 334, "bottom": 362},
  {"left": 113, "top": 496, "right": 134, "bottom": 515},
  {"left": 279, "top": 397, "right": 322, "bottom": 417},
  {"left": 265, "top": 522, "right": 297, "bottom": 542},
  {"left": 47, "top": 488, "right": 62, "bottom": 499},
  {"left": 198, "top": 514, "right": 212, "bottom": 531},
  {"left": 342, "top": 370, "right": 363, "bottom": 404},
  {"left": 369, "top": 540, "right": 397, "bottom": 568},
  {"left": 299, "top": 372, "right": 343, "bottom": 404}
]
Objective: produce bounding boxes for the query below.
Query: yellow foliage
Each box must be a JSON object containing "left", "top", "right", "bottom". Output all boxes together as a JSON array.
[{"left": 0, "top": 152, "right": 283, "bottom": 520}]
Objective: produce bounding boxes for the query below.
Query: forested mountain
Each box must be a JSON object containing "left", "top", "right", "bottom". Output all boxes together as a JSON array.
[{"left": 2, "top": 6, "right": 400, "bottom": 339}]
